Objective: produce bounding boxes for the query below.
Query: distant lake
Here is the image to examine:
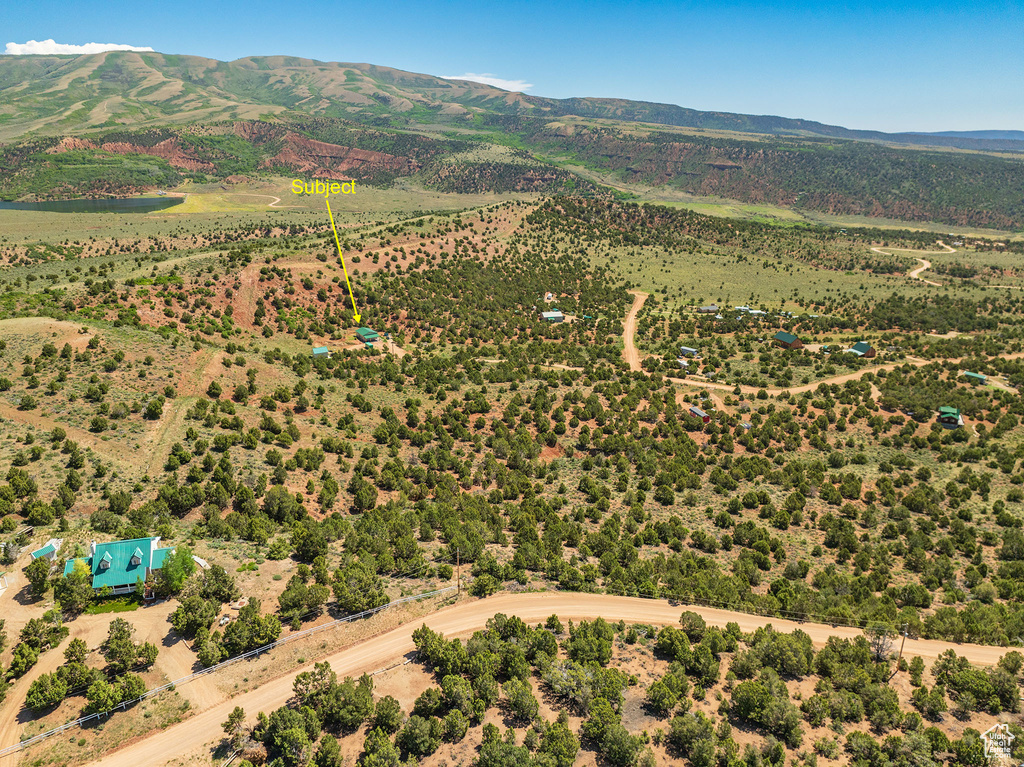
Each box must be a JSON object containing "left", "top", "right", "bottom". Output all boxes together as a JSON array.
[{"left": 0, "top": 197, "right": 185, "bottom": 213}]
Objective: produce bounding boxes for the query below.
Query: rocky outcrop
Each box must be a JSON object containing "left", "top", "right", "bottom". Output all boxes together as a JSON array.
[
  {"left": 46, "top": 134, "right": 212, "bottom": 170},
  {"left": 46, "top": 136, "right": 98, "bottom": 153},
  {"left": 98, "top": 138, "right": 214, "bottom": 171},
  {"left": 262, "top": 132, "right": 417, "bottom": 179}
]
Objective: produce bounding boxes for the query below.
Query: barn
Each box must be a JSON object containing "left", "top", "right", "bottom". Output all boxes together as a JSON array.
[
  {"left": 689, "top": 406, "right": 711, "bottom": 424},
  {"left": 355, "top": 327, "right": 379, "bottom": 344},
  {"left": 773, "top": 331, "right": 803, "bottom": 350}
]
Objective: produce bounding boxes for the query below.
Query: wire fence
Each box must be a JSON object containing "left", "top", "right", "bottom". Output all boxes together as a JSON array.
[
  {"left": 0, "top": 585, "right": 457, "bottom": 758},
  {"left": 10, "top": 575, "right": 1011, "bottom": 759}
]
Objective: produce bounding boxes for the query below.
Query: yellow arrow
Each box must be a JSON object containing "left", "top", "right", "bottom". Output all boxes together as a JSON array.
[{"left": 325, "top": 195, "right": 360, "bottom": 323}]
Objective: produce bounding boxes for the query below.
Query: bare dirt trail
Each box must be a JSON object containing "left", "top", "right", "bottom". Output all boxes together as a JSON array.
[
  {"left": 622, "top": 290, "right": 648, "bottom": 372},
  {"left": 76, "top": 592, "right": 1015, "bottom": 767},
  {"left": 142, "top": 348, "right": 219, "bottom": 477},
  {"left": 671, "top": 350, "right": 1024, "bottom": 398},
  {"left": 908, "top": 259, "right": 941, "bottom": 286},
  {"left": 226, "top": 193, "right": 293, "bottom": 209},
  {"left": 871, "top": 241, "right": 955, "bottom": 287}
]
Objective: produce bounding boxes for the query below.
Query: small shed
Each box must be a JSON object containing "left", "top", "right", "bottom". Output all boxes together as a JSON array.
[
  {"left": 689, "top": 406, "right": 711, "bottom": 424},
  {"left": 541, "top": 310, "right": 564, "bottom": 323},
  {"left": 847, "top": 341, "right": 876, "bottom": 358},
  {"left": 938, "top": 406, "right": 963, "bottom": 429},
  {"left": 773, "top": 331, "right": 803, "bottom": 350},
  {"left": 355, "top": 327, "right": 379, "bottom": 343},
  {"left": 31, "top": 542, "right": 57, "bottom": 561},
  {"left": 312, "top": 346, "right": 330, "bottom": 359},
  {"left": 696, "top": 305, "right": 719, "bottom": 314},
  {"left": 680, "top": 346, "right": 698, "bottom": 357},
  {"left": 964, "top": 371, "right": 987, "bottom": 386}
]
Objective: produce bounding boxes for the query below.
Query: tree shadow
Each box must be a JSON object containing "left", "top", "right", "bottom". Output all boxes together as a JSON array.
[{"left": 12, "top": 582, "right": 38, "bottom": 606}]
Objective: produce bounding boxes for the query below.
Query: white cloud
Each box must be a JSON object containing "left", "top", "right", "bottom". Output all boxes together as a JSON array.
[
  {"left": 3, "top": 39, "right": 155, "bottom": 55},
  {"left": 441, "top": 72, "right": 533, "bottom": 92}
]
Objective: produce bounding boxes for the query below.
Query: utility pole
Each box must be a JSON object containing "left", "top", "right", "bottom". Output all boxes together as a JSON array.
[
  {"left": 896, "top": 623, "right": 908, "bottom": 667},
  {"left": 456, "top": 548, "right": 461, "bottom": 597}
]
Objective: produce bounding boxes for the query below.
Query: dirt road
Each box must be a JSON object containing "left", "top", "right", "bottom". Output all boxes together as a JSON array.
[
  {"left": 622, "top": 290, "right": 648, "bottom": 372},
  {"left": 908, "top": 259, "right": 941, "bottom": 286},
  {"left": 871, "top": 242, "right": 955, "bottom": 287},
  {"left": 77, "top": 592, "right": 1014, "bottom": 767}
]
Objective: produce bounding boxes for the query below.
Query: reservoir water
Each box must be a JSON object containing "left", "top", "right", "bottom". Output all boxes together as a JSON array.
[{"left": 0, "top": 197, "right": 185, "bottom": 213}]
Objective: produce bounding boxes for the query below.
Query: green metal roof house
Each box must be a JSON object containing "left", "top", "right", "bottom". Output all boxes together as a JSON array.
[
  {"left": 938, "top": 406, "right": 964, "bottom": 429},
  {"left": 773, "top": 331, "right": 803, "bottom": 350},
  {"left": 355, "top": 327, "right": 379, "bottom": 343},
  {"left": 61, "top": 537, "right": 175, "bottom": 594},
  {"left": 847, "top": 341, "right": 876, "bottom": 358},
  {"left": 312, "top": 346, "right": 330, "bottom": 358},
  {"left": 964, "top": 371, "right": 987, "bottom": 386}
]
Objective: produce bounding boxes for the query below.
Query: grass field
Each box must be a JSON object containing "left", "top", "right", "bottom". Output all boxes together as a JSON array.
[{"left": 0, "top": 177, "right": 535, "bottom": 245}]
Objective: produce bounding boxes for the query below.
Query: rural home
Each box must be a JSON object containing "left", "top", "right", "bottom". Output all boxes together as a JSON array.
[
  {"left": 312, "top": 346, "right": 330, "bottom": 359},
  {"left": 846, "top": 341, "right": 876, "bottom": 358},
  {"left": 679, "top": 346, "right": 698, "bottom": 357},
  {"left": 541, "top": 310, "right": 564, "bottom": 323},
  {"left": 696, "top": 305, "right": 718, "bottom": 314},
  {"left": 964, "top": 371, "right": 987, "bottom": 386},
  {"left": 938, "top": 406, "right": 964, "bottom": 429},
  {"left": 773, "top": 331, "right": 803, "bottom": 350},
  {"left": 62, "top": 536, "right": 176, "bottom": 595},
  {"left": 355, "top": 327, "right": 379, "bottom": 344}
]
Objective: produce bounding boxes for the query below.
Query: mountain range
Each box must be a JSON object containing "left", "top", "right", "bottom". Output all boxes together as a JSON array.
[{"left": 1, "top": 51, "right": 1023, "bottom": 229}]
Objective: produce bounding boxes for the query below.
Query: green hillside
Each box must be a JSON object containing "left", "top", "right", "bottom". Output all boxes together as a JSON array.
[{"left": 2, "top": 51, "right": 1024, "bottom": 230}]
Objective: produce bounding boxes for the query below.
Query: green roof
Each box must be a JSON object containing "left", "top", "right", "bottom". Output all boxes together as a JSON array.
[
  {"left": 31, "top": 543, "right": 55, "bottom": 559},
  {"left": 851, "top": 341, "right": 873, "bottom": 353},
  {"left": 312, "top": 346, "right": 329, "bottom": 355},
  {"left": 63, "top": 557, "right": 90, "bottom": 577},
  {"left": 938, "top": 406, "right": 960, "bottom": 416},
  {"left": 151, "top": 547, "right": 175, "bottom": 569},
  {"left": 964, "top": 371, "right": 987, "bottom": 381},
  {"left": 355, "top": 327, "right": 378, "bottom": 341},
  {"left": 84, "top": 537, "right": 166, "bottom": 591},
  {"left": 773, "top": 331, "right": 799, "bottom": 345}
]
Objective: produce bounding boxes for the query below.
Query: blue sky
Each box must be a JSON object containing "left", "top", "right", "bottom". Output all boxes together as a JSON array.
[{"left": 3, "top": 0, "right": 1022, "bottom": 132}]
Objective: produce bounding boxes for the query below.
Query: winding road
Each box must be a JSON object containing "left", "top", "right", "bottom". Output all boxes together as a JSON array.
[
  {"left": 75, "top": 592, "right": 1014, "bottom": 767},
  {"left": 907, "top": 258, "right": 941, "bottom": 286},
  {"left": 871, "top": 241, "right": 955, "bottom": 287}
]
